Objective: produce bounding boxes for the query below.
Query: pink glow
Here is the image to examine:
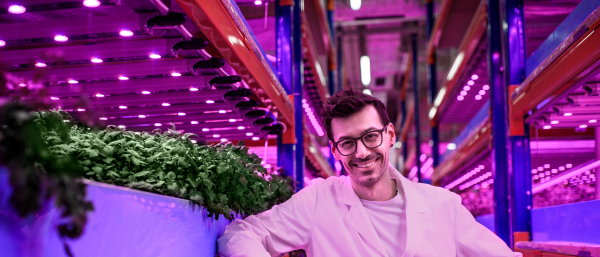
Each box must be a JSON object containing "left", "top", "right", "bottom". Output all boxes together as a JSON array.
[
  {"left": 237, "top": 126, "right": 245, "bottom": 130},
  {"left": 589, "top": 120, "right": 597, "bottom": 123},
  {"left": 162, "top": 103, "right": 170, "bottom": 107},
  {"left": 579, "top": 124, "right": 588, "bottom": 128},
  {"left": 467, "top": 80, "right": 474, "bottom": 86},
  {"left": 35, "top": 62, "right": 47, "bottom": 68},
  {"left": 149, "top": 54, "right": 161, "bottom": 59},
  {"left": 220, "top": 138, "right": 228, "bottom": 142},
  {"left": 229, "top": 119, "right": 236, "bottom": 122},
  {"left": 246, "top": 132, "right": 253, "bottom": 136},
  {"left": 54, "top": 35, "right": 68, "bottom": 42},
  {"left": 206, "top": 100, "right": 214, "bottom": 104},
  {"left": 420, "top": 154, "right": 426, "bottom": 162},
  {"left": 213, "top": 134, "right": 220, "bottom": 138},
  {"left": 0, "top": 40, "right": 5, "bottom": 47},
  {"left": 171, "top": 72, "right": 182, "bottom": 77},
  {"left": 50, "top": 97, "right": 59, "bottom": 100},
  {"left": 564, "top": 113, "right": 573, "bottom": 116},
  {"left": 138, "top": 115, "right": 146, "bottom": 118},
  {"left": 471, "top": 74, "right": 479, "bottom": 80},
  {"left": 119, "top": 76, "right": 129, "bottom": 80},
  {"left": 543, "top": 125, "right": 551, "bottom": 129},
  {"left": 77, "top": 108, "right": 85, "bottom": 112},
  {"left": 254, "top": 0, "right": 263, "bottom": 5},
  {"left": 99, "top": 117, "right": 108, "bottom": 120},
  {"left": 119, "top": 106, "right": 127, "bottom": 109},
  {"left": 460, "top": 91, "right": 467, "bottom": 96},
  {"left": 19, "top": 83, "right": 26, "bottom": 87},
  {"left": 83, "top": 0, "right": 101, "bottom": 8},
  {"left": 202, "top": 128, "right": 209, "bottom": 132},
  {"left": 68, "top": 79, "right": 78, "bottom": 84},
  {"left": 118, "top": 125, "right": 126, "bottom": 129},
  {"left": 119, "top": 30, "right": 134, "bottom": 37},
  {"left": 142, "top": 91, "right": 150, "bottom": 94},
  {"left": 190, "top": 87, "right": 199, "bottom": 92},
  {"left": 191, "top": 121, "right": 199, "bottom": 124},
  {"left": 463, "top": 86, "right": 470, "bottom": 91},
  {"left": 302, "top": 99, "right": 307, "bottom": 103},
  {"left": 218, "top": 110, "right": 226, "bottom": 114},
  {"left": 91, "top": 57, "right": 103, "bottom": 63},
  {"left": 95, "top": 93, "right": 105, "bottom": 97},
  {"left": 475, "top": 95, "right": 482, "bottom": 100},
  {"left": 479, "top": 90, "right": 486, "bottom": 95},
  {"left": 154, "top": 123, "right": 162, "bottom": 127},
  {"left": 457, "top": 95, "right": 464, "bottom": 101},
  {"left": 8, "top": 5, "right": 26, "bottom": 14},
  {"left": 252, "top": 136, "right": 260, "bottom": 141},
  {"left": 482, "top": 85, "right": 490, "bottom": 90},
  {"left": 178, "top": 112, "right": 186, "bottom": 116},
  {"left": 191, "top": 140, "right": 197, "bottom": 143},
  {"left": 551, "top": 120, "right": 559, "bottom": 124}
]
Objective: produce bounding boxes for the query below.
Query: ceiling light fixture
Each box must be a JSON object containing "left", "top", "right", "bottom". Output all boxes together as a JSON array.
[
  {"left": 589, "top": 119, "right": 597, "bottom": 123},
  {"left": 8, "top": 5, "right": 26, "bottom": 14},
  {"left": 118, "top": 125, "right": 126, "bottom": 129},
  {"left": 220, "top": 138, "right": 227, "bottom": 142},
  {"left": 218, "top": 110, "right": 226, "bottom": 114},
  {"left": 463, "top": 86, "right": 471, "bottom": 91},
  {"left": 447, "top": 143, "right": 456, "bottom": 150},
  {"left": 178, "top": 112, "right": 186, "bottom": 116},
  {"left": 360, "top": 55, "right": 371, "bottom": 86},
  {"left": 50, "top": 97, "right": 59, "bottom": 100},
  {"left": 213, "top": 134, "right": 220, "bottom": 138}
]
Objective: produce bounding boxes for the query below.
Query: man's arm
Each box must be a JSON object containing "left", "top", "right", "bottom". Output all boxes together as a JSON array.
[
  {"left": 217, "top": 182, "right": 319, "bottom": 257},
  {"left": 452, "top": 194, "right": 523, "bottom": 257}
]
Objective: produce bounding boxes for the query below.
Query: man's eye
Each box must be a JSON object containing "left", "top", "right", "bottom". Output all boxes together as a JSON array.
[{"left": 340, "top": 141, "right": 354, "bottom": 148}]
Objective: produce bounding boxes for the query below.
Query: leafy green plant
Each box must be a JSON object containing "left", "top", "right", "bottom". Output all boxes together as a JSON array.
[
  {"left": 0, "top": 104, "right": 93, "bottom": 257},
  {"left": 34, "top": 110, "right": 295, "bottom": 220}
]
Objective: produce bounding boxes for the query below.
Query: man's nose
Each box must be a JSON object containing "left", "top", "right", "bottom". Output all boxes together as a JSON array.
[{"left": 355, "top": 141, "right": 371, "bottom": 159}]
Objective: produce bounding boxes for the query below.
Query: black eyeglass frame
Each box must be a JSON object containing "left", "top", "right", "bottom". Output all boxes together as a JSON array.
[{"left": 332, "top": 125, "right": 388, "bottom": 156}]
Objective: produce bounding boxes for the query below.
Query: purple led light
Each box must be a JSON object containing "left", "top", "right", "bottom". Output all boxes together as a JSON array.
[
  {"left": 467, "top": 80, "right": 474, "bottom": 86},
  {"left": 77, "top": 108, "right": 85, "bottom": 112},
  {"left": 190, "top": 87, "right": 199, "bottom": 92},
  {"left": 171, "top": 72, "right": 182, "bottom": 77},
  {"left": 479, "top": 90, "right": 486, "bottom": 95},
  {"left": 54, "top": 35, "right": 69, "bottom": 42},
  {"left": 141, "top": 91, "right": 150, "bottom": 95},
  {"left": 564, "top": 112, "right": 573, "bottom": 116},
  {"left": 246, "top": 132, "right": 253, "bottom": 136},
  {"left": 220, "top": 138, "right": 227, "bottom": 142},
  {"left": 119, "top": 106, "right": 127, "bottom": 109},
  {"left": 229, "top": 119, "right": 236, "bottom": 122},
  {"left": 119, "top": 76, "right": 129, "bottom": 80},
  {"left": 68, "top": 79, "right": 78, "bottom": 84},
  {"left": 191, "top": 121, "right": 199, "bottom": 124},
  {"left": 154, "top": 123, "right": 162, "bottom": 127},
  {"left": 589, "top": 119, "right": 597, "bottom": 123},
  {"left": 138, "top": 115, "right": 146, "bottom": 118},
  {"left": 471, "top": 74, "right": 479, "bottom": 80},
  {"left": 543, "top": 125, "right": 551, "bottom": 129},
  {"left": 213, "top": 134, "right": 220, "bottom": 138},
  {"left": 206, "top": 100, "right": 214, "bottom": 104},
  {"left": 149, "top": 54, "right": 161, "bottom": 59},
  {"left": 119, "top": 30, "right": 134, "bottom": 37},
  {"left": 83, "top": 0, "right": 101, "bottom": 7},
  {"left": 551, "top": 120, "right": 559, "bottom": 124},
  {"left": 202, "top": 128, "right": 209, "bottom": 132},
  {"left": 457, "top": 95, "right": 464, "bottom": 101},
  {"left": 19, "top": 83, "right": 26, "bottom": 87},
  {"left": 579, "top": 124, "right": 588, "bottom": 128},
  {"left": 91, "top": 57, "right": 103, "bottom": 63},
  {"left": 475, "top": 95, "right": 482, "bottom": 100},
  {"left": 218, "top": 110, "right": 226, "bottom": 114},
  {"left": 118, "top": 125, "right": 126, "bottom": 129},
  {"left": 178, "top": 112, "right": 186, "bottom": 116},
  {"left": 162, "top": 103, "right": 170, "bottom": 107},
  {"left": 252, "top": 136, "right": 259, "bottom": 141},
  {"left": 302, "top": 103, "right": 310, "bottom": 108},
  {"left": 35, "top": 62, "right": 47, "bottom": 68},
  {"left": 96, "top": 93, "right": 105, "bottom": 97},
  {"left": 302, "top": 99, "right": 307, "bottom": 103},
  {"left": 0, "top": 40, "right": 5, "bottom": 47},
  {"left": 482, "top": 85, "right": 490, "bottom": 90},
  {"left": 8, "top": 5, "right": 26, "bottom": 14},
  {"left": 50, "top": 97, "right": 60, "bottom": 100},
  {"left": 254, "top": 0, "right": 263, "bottom": 5},
  {"left": 191, "top": 140, "right": 197, "bottom": 143},
  {"left": 460, "top": 91, "right": 467, "bottom": 96},
  {"left": 237, "top": 126, "right": 245, "bottom": 130},
  {"left": 99, "top": 117, "right": 108, "bottom": 120},
  {"left": 463, "top": 86, "right": 470, "bottom": 91}
]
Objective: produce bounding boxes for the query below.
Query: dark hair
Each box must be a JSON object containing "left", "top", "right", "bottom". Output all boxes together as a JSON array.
[{"left": 320, "top": 89, "right": 390, "bottom": 141}]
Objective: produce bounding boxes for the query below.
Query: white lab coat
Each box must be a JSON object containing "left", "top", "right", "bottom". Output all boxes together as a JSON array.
[{"left": 217, "top": 164, "right": 522, "bottom": 257}]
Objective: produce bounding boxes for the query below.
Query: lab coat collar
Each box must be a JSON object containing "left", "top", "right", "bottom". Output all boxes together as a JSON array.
[{"left": 337, "top": 163, "right": 429, "bottom": 257}]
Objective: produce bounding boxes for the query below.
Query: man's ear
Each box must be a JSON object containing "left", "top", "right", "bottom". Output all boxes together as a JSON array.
[
  {"left": 387, "top": 123, "right": 396, "bottom": 146},
  {"left": 330, "top": 140, "right": 342, "bottom": 161}
]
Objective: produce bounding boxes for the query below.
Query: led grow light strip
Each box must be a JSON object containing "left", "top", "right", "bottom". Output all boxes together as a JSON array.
[{"left": 532, "top": 159, "right": 600, "bottom": 194}]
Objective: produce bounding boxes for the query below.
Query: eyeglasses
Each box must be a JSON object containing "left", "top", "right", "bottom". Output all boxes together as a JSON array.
[{"left": 332, "top": 126, "right": 387, "bottom": 156}]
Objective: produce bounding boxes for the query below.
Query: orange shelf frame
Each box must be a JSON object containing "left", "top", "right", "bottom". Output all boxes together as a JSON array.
[
  {"left": 304, "top": 128, "right": 334, "bottom": 178},
  {"left": 176, "top": 0, "right": 294, "bottom": 128},
  {"left": 302, "top": 13, "right": 329, "bottom": 105}
]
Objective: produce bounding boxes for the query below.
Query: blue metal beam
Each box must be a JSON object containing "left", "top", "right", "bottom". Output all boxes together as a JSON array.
[
  {"left": 293, "top": 0, "right": 305, "bottom": 190},
  {"left": 275, "top": 1, "right": 295, "bottom": 180},
  {"left": 501, "top": 0, "right": 532, "bottom": 243},
  {"left": 487, "top": 0, "right": 511, "bottom": 246},
  {"left": 426, "top": 0, "right": 439, "bottom": 180},
  {"left": 411, "top": 34, "right": 421, "bottom": 182}
]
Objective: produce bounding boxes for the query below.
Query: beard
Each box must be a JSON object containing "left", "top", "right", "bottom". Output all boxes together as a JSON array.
[{"left": 344, "top": 152, "right": 388, "bottom": 187}]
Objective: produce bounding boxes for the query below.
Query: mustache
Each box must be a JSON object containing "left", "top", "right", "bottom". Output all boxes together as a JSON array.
[{"left": 350, "top": 153, "right": 382, "bottom": 164}]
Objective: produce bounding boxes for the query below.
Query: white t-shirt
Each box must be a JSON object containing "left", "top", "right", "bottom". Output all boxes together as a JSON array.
[{"left": 359, "top": 180, "right": 407, "bottom": 257}]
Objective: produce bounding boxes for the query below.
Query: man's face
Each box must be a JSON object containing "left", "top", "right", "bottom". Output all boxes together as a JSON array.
[{"left": 330, "top": 105, "right": 395, "bottom": 187}]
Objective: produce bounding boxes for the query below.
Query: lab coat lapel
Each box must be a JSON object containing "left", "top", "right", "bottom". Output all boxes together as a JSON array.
[
  {"left": 339, "top": 176, "right": 389, "bottom": 257},
  {"left": 389, "top": 164, "right": 430, "bottom": 257}
]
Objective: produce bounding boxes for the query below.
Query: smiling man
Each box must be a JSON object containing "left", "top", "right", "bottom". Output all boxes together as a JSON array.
[{"left": 217, "top": 89, "right": 522, "bottom": 257}]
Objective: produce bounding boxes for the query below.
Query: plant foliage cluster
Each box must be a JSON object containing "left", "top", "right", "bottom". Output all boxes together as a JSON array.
[{"left": 34, "top": 110, "right": 295, "bottom": 219}]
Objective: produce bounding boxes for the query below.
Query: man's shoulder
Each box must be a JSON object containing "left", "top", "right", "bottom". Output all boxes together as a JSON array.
[{"left": 410, "top": 180, "right": 461, "bottom": 206}]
